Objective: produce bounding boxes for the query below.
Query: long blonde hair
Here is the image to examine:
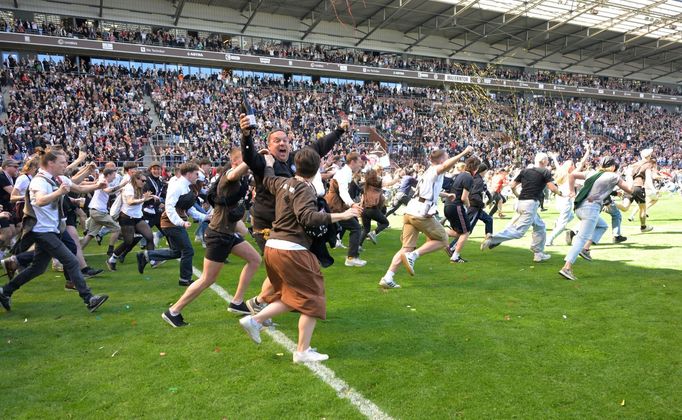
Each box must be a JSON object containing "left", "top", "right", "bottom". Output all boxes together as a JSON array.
[{"left": 554, "top": 160, "right": 575, "bottom": 185}]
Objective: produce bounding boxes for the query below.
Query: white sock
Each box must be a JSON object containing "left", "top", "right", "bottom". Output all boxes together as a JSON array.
[
  {"left": 451, "top": 252, "right": 460, "bottom": 260},
  {"left": 169, "top": 309, "right": 180, "bottom": 316},
  {"left": 108, "top": 255, "right": 117, "bottom": 264},
  {"left": 384, "top": 270, "right": 395, "bottom": 280},
  {"left": 412, "top": 250, "right": 420, "bottom": 258}
]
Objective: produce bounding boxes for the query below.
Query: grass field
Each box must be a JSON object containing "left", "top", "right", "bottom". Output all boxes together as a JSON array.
[{"left": 1, "top": 195, "right": 681, "bottom": 419}]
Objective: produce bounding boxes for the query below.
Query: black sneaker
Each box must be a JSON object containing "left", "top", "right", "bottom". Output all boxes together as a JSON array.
[
  {"left": 118, "top": 254, "right": 126, "bottom": 264},
  {"left": 578, "top": 249, "right": 592, "bottom": 261},
  {"left": 106, "top": 260, "right": 117, "bottom": 271},
  {"left": 87, "top": 295, "right": 109, "bottom": 313},
  {"left": 162, "top": 310, "right": 188, "bottom": 327},
  {"left": 178, "top": 279, "right": 194, "bottom": 287},
  {"left": 450, "top": 256, "right": 468, "bottom": 263},
  {"left": 0, "top": 287, "right": 11, "bottom": 311},
  {"left": 96, "top": 235, "right": 103, "bottom": 246},
  {"left": 136, "top": 252, "right": 147, "bottom": 274},
  {"left": 227, "top": 301, "right": 251, "bottom": 315},
  {"left": 565, "top": 230, "right": 576, "bottom": 246},
  {"left": 614, "top": 235, "right": 627, "bottom": 243},
  {"left": 82, "top": 267, "right": 103, "bottom": 279}
]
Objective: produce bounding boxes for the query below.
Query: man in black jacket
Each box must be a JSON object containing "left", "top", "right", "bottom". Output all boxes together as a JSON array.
[
  {"left": 241, "top": 115, "right": 349, "bottom": 313},
  {"left": 465, "top": 163, "right": 494, "bottom": 239}
]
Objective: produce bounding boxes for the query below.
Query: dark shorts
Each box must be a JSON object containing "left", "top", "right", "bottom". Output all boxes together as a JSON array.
[
  {"left": 631, "top": 186, "right": 646, "bottom": 204},
  {"left": 66, "top": 210, "right": 78, "bottom": 227},
  {"left": 119, "top": 213, "right": 144, "bottom": 226},
  {"left": 204, "top": 227, "right": 244, "bottom": 263},
  {"left": 445, "top": 204, "right": 471, "bottom": 235}
]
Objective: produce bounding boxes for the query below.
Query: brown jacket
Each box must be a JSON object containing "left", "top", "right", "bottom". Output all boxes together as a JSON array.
[
  {"left": 362, "top": 177, "right": 385, "bottom": 209},
  {"left": 263, "top": 166, "right": 332, "bottom": 250},
  {"left": 324, "top": 178, "right": 348, "bottom": 213}
]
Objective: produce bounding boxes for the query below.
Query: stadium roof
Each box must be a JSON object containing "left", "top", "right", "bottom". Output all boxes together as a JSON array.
[{"left": 10, "top": 0, "right": 682, "bottom": 82}]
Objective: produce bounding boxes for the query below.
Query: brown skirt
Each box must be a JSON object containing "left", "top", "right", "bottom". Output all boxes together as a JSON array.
[{"left": 263, "top": 247, "right": 326, "bottom": 320}]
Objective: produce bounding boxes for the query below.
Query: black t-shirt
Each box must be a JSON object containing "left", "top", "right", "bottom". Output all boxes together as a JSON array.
[
  {"left": 515, "top": 167, "right": 553, "bottom": 201},
  {"left": 0, "top": 171, "right": 14, "bottom": 211},
  {"left": 449, "top": 172, "right": 473, "bottom": 205}
]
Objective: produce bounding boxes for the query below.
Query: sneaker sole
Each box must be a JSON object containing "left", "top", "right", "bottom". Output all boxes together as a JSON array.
[
  {"left": 400, "top": 254, "right": 415, "bottom": 276},
  {"left": 559, "top": 270, "right": 577, "bottom": 281},
  {"left": 379, "top": 281, "right": 400, "bottom": 289},
  {"left": 239, "top": 319, "right": 262, "bottom": 344},
  {"left": 88, "top": 295, "right": 109, "bottom": 313},
  {"left": 161, "top": 312, "right": 187, "bottom": 328},
  {"left": 227, "top": 307, "right": 252, "bottom": 315}
]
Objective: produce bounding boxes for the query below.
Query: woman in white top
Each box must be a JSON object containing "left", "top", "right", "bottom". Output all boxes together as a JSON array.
[
  {"left": 546, "top": 147, "right": 590, "bottom": 246},
  {"left": 108, "top": 172, "right": 156, "bottom": 270}
]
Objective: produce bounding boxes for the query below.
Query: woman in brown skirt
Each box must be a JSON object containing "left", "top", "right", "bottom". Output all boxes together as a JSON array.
[{"left": 239, "top": 148, "right": 361, "bottom": 363}]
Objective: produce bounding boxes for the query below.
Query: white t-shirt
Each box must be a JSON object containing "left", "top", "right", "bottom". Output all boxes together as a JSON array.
[
  {"left": 89, "top": 176, "right": 110, "bottom": 213},
  {"left": 14, "top": 174, "right": 31, "bottom": 197},
  {"left": 405, "top": 165, "right": 443, "bottom": 217},
  {"left": 120, "top": 183, "right": 143, "bottom": 218},
  {"left": 30, "top": 171, "right": 72, "bottom": 233}
]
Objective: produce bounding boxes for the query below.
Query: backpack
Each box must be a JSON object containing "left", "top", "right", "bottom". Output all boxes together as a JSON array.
[{"left": 206, "top": 170, "right": 249, "bottom": 222}]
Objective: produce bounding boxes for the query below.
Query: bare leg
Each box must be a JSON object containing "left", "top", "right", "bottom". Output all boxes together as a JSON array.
[
  {"left": 170, "top": 258, "right": 224, "bottom": 313},
  {"left": 297, "top": 315, "right": 317, "bottom": 352},
  {"left": 229, "top": 241, "right": 261, "bottom": 303}
]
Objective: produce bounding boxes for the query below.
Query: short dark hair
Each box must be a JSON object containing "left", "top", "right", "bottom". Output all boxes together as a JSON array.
[
  {"left": 103, "top": 168, "right": 116, "bottom": 176},
  {"left": 295, "top": 148, "right": 321, "bottom": 178},
  {"left": 465, "top": 157, "right": 481, "bottom": 173},
  {"left": 179, "top": 162, "right": 199, "bottom": 175},
  {"left": 198, "top": 158, "right": 211, "bottom": 166},
  {"left": 123, "top": 161, "right": 138, "bottom": 171}
]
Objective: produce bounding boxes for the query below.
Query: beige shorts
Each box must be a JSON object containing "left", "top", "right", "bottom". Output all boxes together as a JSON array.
[
  {"left": 86, "top": 209, "right": 121, "bottom": 234},
  {"left": 400, "top": 214, "right": 448, "bottom": 249}
]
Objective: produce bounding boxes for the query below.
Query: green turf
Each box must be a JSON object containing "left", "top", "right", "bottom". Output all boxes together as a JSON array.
[{"left": 1, "top": 195, "right": 681, "bottom": 419}]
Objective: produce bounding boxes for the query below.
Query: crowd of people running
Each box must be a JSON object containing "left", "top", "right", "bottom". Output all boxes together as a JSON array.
[
  {"left": 0, "top": 99, "right": 678, "bottom": 363},
  {"left": 2, "top": 15, "right": 680, "bottom": 96},
  {"left": 0, "top": 40, "right": 680, "bottom": 364}
]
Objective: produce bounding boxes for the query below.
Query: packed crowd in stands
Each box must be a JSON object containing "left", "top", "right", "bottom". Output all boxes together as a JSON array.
[
  {"left": 2, "top": 56, "right": 681, "bottom": 171},
  {"left": 2, "top": 16, "right": 680, "bottom": 96}
]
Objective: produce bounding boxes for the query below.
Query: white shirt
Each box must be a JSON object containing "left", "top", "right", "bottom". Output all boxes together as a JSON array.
[
  {"left": 121, "top": 183, "right": 143, "bottom": 218},
  {"left": 14, "top": 174, "right": 31, "bottom": 197},
  {"left": 89, "top": 176, "right": 111, "bottom": 213},
  {"left": 165, "top": 176, "right": 206, "bottom": 227},
  {"left": 405, "top": 165, "right": 443, "bottom": 217},
  {"left": 30, "top": 169, "right": 72, "bottom": 233},
  {"left": 333, "top": 165, "right": 355, "bottom": 207}
]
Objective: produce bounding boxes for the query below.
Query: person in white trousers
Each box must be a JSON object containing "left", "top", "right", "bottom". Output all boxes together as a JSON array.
[
  {"left": 547, "top": 147, "right": 590, "bottom": 246},
  {"left": 480, "top": 152, "right": 563, "bottom": 262}
]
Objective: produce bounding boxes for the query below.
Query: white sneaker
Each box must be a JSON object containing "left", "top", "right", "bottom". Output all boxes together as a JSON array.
[
  {"left": 368, "top": 232, "right": 378, "bottom": 244},
  {"left": 345, "top": 257, "right": 367, "bottom": 267},
  {"left": 293, "top": 347, "right": 329, "bottom": 363},
  {"left": 239, "top": 315, "right": 262, "bottom": 344},
  {"left": 334, "top": 240, "right": 347, "bottom": 249},
  {"left": 401, "top": 251, "right": 417, "bottom": 276},
  {"left": 379, "top": 277, "right": 401, "bottom": 289},
  {"left": 533, "top": 252, "right": 551, "bottom": 262}
]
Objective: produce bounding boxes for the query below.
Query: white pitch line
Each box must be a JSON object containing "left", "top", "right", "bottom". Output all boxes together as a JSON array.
[{"left": 192, "top": 267, "right": 393, "bottom": 420}]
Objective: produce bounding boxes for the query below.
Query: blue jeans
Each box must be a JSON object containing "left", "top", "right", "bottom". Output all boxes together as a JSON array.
[
  {"left": 547, "top": 197, "right": 574, "bottom": 245},
  {"left": 604, "top": 202, "right": 622, "bottom": 237},
  {"left": 147, "top": 226, "right": 194, "bottom": 281},
  {"left": 467, "top": 207, "right": 493, "bottom": 235},
  {"left": 565, "top": 202, "right": 608, "bottom": 264}
]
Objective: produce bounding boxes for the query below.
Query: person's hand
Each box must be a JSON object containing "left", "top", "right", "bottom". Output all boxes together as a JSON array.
[
  {"left": 446, "top": 193, "right": 456, "bottom": 201},
  {"left": 183, "top": 221, "right": 191, "bottom": 229},
  {"left": 239, "top": 113, "right": 253, "bottom": 135},
  {"left": 97, "top": 180, "right": 108, "bottom": 189},
  {"left": 263, "top": 154, "right": 275, "bottom": 167},
  {"left": 351, "top": 203, "right": 363, "bottom": 213},
  {"left": 58, "top": 183, "right": 71, "bottom": 194},
  {"left": 464, "top": 145, "right": 474, "bottom": 155},
  {"left": 345, "top": 206, "right": 361, "bottom": 219},
  {"left": 143, "top": 191, "right": 153, "bottom": 199},
  {"left": 339, "top": 119, "right": 350, "bottom": 131}
]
